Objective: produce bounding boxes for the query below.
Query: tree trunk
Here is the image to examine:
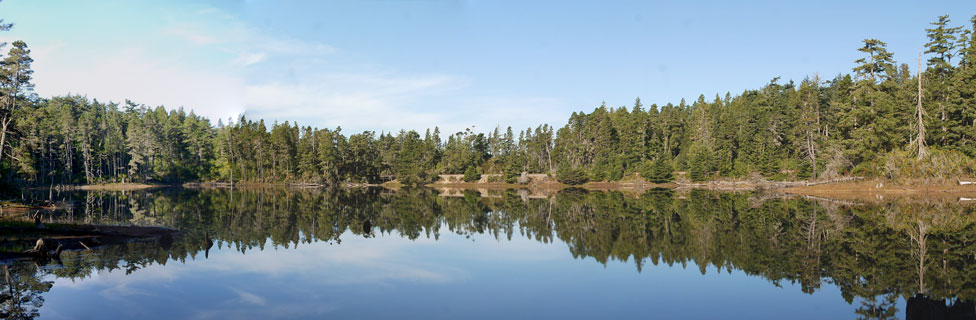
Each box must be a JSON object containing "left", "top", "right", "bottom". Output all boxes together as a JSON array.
[
  {"left": 807, "top": 131, "right": 817, "bottom": 179},
  {"left": 0, "top": 116, "right": 10, "bottom": 165},
  {"left": 546, "top": 143, "right": 553, "bottom": 174},
  {"left": 915, "top": 52, "right": 928, "bottom": 160}
]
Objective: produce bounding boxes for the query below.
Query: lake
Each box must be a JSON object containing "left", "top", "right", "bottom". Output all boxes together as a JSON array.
[{"left": 2, "top": 187, "right": 975, "bottom": 319}]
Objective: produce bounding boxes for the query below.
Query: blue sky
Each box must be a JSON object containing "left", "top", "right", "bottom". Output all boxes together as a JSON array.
[{"left": 0, "top": 0, "right": 973, "bottom": 135}]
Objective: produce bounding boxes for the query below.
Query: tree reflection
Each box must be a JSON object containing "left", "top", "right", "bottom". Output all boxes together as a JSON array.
[
  {"left": 1, "top": 265, "right": 53, "bottom": 320},
  {"left": 5, "top": 186, "right": 976, "bottom": 319}
]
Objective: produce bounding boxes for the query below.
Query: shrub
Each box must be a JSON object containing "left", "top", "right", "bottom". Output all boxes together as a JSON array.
[
  {"left": 556, "top": 164, "right": 589, "bottom": 185},
  {"left": 640, "top": 156, "right": 673, "bottom": 183},
  {"left": 397, "top": 171, "right": 434, "bottom": 186},
  {"left": 399, "top": 174, "right": 421, "bottom": 186},
  {"left": 504, "top": 162, "right": 521, "bottom": 183},
  {"left": 463, "top": 166, "right": 480, "bottom": 182},
  {"left": 607, "top": 160, "right": 625, "bottom": 181},
  {"left": 687, "top": 144, "right": 715, "bottom": 182},
  {"left": 883, "top": 148, "right": 976, "bottom": 182},
  {"left": 821, "top": 146, "right": 852, "bottom": 179}
]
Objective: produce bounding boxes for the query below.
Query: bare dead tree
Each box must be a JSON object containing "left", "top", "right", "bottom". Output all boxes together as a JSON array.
[{"left": 913, "top": 51, "right": 929, "bottom": 160}]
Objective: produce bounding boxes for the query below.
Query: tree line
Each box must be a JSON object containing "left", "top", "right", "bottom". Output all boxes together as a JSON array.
[{"left": 2, "top": 14, "right": 976, "bottom": 187}]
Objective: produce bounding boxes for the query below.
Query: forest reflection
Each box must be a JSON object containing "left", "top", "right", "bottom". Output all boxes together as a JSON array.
[{"left": 3, "top": 186, "right": 976, "bottom": 319}]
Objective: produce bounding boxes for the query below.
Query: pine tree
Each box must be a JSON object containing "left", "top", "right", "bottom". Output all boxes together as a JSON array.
[
  {"left": 462, "top": 165, "right": 479, "bottom": 182},
  {"left": 796, "top": 77, "right": 823, "bottom": 178},
  {"left": 854, "top": 39, "right": 896, "bottom": 83},
  {"left": 0, "top": 40, "right": 33, "bottom": 166},
  {"left": 924, "top": 15, "right": 963, "bottom": 146},
  {"left": 848, "top": 39, "right": 897, "bottom": 164},
  {"left": 948, "top": 15, "right": 976, "bottom": 154}
]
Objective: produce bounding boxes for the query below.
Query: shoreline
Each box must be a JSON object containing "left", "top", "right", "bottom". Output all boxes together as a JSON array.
[
  {"left": 781, "top": 179, "right": 976, "bottom": 202},
  {"left": 16, "top": 177, "right": 976, "bottom": 203},
  {"left": 24, "top": 183, "right": 165, "bottom": 192}
]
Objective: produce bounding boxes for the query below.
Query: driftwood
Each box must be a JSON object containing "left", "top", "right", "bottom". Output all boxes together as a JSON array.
[{"left": 958, "top": 180, "right": 975, "bottom": 185}]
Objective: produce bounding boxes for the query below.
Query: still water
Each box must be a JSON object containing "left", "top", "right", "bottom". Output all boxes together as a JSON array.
[{"left": 2, "top": 187, "right": 975, "bottom": 319}]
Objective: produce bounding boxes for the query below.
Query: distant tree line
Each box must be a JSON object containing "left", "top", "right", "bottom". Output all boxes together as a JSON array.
[{"left": 2, "top": 14, "right": 976, "bottom": 187}]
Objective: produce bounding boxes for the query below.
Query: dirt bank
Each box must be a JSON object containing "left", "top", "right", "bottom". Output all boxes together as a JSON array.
[
  {"left": 782, "top": 179, "right": 976, "bottom": 202},
  {"left": 581, "top": 180, "right": 674, "bottom": 191},
  {"left": 25, "top": 183, "right": 164, "bottom": 191},
  {"left": 427, "top": 182, "right": 528, "bottom": 189},
  {"left": 427, "top": 179, "right": 677, "bottom": 196}
]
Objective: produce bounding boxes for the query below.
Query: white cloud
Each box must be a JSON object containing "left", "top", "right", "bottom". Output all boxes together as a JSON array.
[
  {"left": 4, "top": 3, "right": 562, "bottom": 134},
  {"left": 259, "top": 36, "right": 336, "bottom": 57},
  {"left": 199, "top": 235, "right": 466, "bottom": 285},
  {"left": 231, "top": 288, "right": 267, "bottom": 306},
  {"left": 5, "top": 4, "right": 454, "bottom": 131},
  {"left": 243, "top": 72, "right": 465, "bottom": 132},
  {"left": 233, "top": 52, "right": 266, "bottom": 66},
  {"left": 161, "top": 22, "right": 221, "bottom": 45},
  {"left": 26, "top": 43, "right": 245, "bottom": 121}
]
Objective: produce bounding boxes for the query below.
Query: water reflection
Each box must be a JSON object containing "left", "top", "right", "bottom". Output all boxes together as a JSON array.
[{"left": 2, "top": 187, "right": 976, "bottom": 319}]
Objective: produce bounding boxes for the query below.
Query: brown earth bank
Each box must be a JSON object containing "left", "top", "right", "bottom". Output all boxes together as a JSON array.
[
  {"left": 74, "top": 183, "right": 162, "bottom": 191},
  {"left": 425, "top": 179, "right": 675, "bottom": 198},
  {"left": 25, "top": 183, "right": 163, "bottom": 192},
  {"left": 782, "top": 178, "right": 976, "bottom": 203},
  {"left": 184, "top": 181, "right": 319, "bottom": 188},
  {"left": 427, "top": 175, "right": 829, "bottom": 193},
  {"left": 37, "top": 176, "right": 976, "bottom": 204},
  {"left": 419, "top": 175, "right": 976, "bottom": 203},
  {"left": 427, "top": 181, "right": 530, "bottom": 189}
]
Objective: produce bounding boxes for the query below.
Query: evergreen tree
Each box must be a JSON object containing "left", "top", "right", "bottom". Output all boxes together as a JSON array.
[
  {"left": 924, "top": 15, "right": 964, "bottom": 147},
  {"left": 1, "top": 12, "right": 976, "bottom": 187},
  {"left": 0, "top": 40, "right": 32, "bottom": 167},
  {"left": 462, "top": 165, "right": 479, "bottom": 182}
]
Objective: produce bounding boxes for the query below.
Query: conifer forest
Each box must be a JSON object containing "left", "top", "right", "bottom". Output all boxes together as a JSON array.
[{"left": 2, "top": 14, "right": 976, "bottom": 188}]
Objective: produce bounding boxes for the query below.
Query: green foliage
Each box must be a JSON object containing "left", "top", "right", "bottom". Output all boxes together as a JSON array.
[
  {"left": 391, "top": 130, "right": 434, "bottom": 186},
  {"left": 441, "top": 128, "right": 488, "bottom": 174},
  {"left": 4, "top": 13, "right": 976, "bottom": 187},
  {"left": 687, "top": 144, "right": 715, "bottom": 182},
  {"left": 503, "top": 161, "right": 521, "bottom": 183},
  {"left": 463, "top": 166, "right": 480, "bottom": 182},
  {"left": 639, "top": 155, "right": 673, "bottom": 183},
  {"left": 853, "top": 39, "right": 896, "bottom": 82},
  {"left": 883, "top": 148, "right": 976, "bottom": 181},
  {"left": 556, "top": 163, "right": 588, "bottom": 185}
]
